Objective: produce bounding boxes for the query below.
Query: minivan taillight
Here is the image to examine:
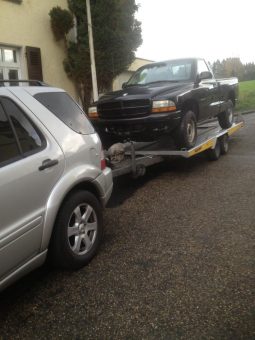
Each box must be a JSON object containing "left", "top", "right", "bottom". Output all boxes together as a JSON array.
[{"left": 101, "top": 149, "right": 106, "bottom": 170}]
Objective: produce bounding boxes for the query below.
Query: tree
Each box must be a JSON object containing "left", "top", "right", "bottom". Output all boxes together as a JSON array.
[
  {"left": 49, "top": 0, "right": 142, "bottom": 109},
  {"left": 212, "top": 58, "right": 255, "bottom": 81},
  {"left": 243, "top": 62, "right": 255, "bottom": 81},
  {"left": 212, "top": 58, "right": 244, "bottom": 79},
  {"left": 212, "top": 59, "right": 225, "bottom": 78},
  {"left": 49, "top": 6, "right": 74, "bottom": 42}
]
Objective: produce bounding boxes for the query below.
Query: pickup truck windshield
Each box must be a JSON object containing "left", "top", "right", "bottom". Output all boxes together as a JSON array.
[{"left": 126, "top": 59, "right": 195, "bottom": 86}]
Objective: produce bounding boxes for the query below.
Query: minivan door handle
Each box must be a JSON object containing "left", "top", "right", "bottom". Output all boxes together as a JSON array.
[{"left": 39, "top": 159, "right": 59, "bottom": 171}]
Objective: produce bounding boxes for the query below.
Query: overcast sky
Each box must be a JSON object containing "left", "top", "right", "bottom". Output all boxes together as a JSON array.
[{"left": 135, "top": 0, "right": 254, "bottom": 64}]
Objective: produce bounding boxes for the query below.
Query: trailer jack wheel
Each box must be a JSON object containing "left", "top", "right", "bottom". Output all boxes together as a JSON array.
[
  {"left": 132, "top": 164, "right": 146, "bottom": 178},
  {"left": 207, "top": 139, "right": 221, "bottom": 161}
]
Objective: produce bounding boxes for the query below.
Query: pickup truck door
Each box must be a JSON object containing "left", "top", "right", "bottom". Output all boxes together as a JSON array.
[{"left": 195, "top": 60, "right": 221, "bottom": 120}]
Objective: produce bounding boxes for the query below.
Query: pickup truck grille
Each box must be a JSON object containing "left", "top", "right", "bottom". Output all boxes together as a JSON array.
[{"left": 98, "top": 99, "right": 151, "bottom": 119}]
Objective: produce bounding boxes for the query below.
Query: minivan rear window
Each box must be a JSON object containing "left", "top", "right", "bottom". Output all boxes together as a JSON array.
[{"left": 34, "top": 92, "right": 94, "bottom": 135}]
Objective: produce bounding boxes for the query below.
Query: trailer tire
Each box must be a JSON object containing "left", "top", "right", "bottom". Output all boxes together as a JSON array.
[
  {"left": 218, "top": 100, "right": 234, "bottom": 129},
  {"left": 175, "top": 110, "right": 197, "bottom": 149},
  {"left": 207, "top": 139, "right": 221, "bottom": 161}
]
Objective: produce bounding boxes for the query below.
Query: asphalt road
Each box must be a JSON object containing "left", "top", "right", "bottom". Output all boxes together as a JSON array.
[{"left": 0, "top": 114, "right": 255, "bottom": 340}]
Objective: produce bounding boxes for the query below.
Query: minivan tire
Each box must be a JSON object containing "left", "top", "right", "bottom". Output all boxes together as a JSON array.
[
  {"left": 175, "top": 110, "right": 197, "bottom": 149},
  {"left": 50, "top": 190, "right": 103, "bottom": 269},
  {"left": 218, "top": 99, "right": 234, "bottom": 129}
]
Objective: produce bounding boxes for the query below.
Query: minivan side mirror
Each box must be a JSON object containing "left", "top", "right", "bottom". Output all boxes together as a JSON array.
[
  {"left": 196, "top": 71, "right": 213, "bottom": 83},
  {"left": 122, "top": 82, "right": 127, "bottom": 89}
]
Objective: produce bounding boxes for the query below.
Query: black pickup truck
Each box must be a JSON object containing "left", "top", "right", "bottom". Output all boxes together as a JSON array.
[{"left": 88, "top": 58, "right": 238, "bottom": 148}]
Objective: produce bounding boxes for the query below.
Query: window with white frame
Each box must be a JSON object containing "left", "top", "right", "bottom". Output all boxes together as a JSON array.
[{"left": 0, "top": 46, "right": 21, "bottom": 85}]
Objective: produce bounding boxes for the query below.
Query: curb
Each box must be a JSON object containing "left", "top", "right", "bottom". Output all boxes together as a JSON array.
[{"left": 237, "top": 110, "right": 255, "bottom": 115}]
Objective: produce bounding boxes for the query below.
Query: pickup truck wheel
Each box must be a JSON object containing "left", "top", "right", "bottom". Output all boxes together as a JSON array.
[
  {"left": 50, "top": 190, "right": 103, "bottom": 269},
  {"left": 207, "top": 139, "right": 221, "bottom": 161},
  {"left": 175, "top": 110, "right": 197, "bottom": 149},
  {"left": 218, "top": 100, "right": 234, "bottom": 129}
]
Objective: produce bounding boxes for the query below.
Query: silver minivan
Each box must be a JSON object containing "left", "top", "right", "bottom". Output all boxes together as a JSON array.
[{"left": 0, "top": 85, "right": 113, "bottom": 291}]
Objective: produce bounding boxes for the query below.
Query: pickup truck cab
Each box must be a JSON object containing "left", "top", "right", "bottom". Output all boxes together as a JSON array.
[{"left": 89, "top": 58, "right": 238, "bottom": 148}]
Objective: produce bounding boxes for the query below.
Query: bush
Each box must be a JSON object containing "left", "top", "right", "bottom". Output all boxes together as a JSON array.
[{"left": 49, "top": 7, "right": 74, "bottom": 41}]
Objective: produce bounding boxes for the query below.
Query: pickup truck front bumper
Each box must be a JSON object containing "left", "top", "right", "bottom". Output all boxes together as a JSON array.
[{"left": 91, "top": 110, "right": 182, "bottom": 142}]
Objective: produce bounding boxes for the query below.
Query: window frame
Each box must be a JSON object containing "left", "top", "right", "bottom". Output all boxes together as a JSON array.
[
  {"left": 0, "top": 101, "right": 22, "bottom": 167},
  {"left": 0, "top": 96, "right": 46, "bottom": 168},
  {"left": 0, "top": 46, "right": 21, "bottom": 86}
]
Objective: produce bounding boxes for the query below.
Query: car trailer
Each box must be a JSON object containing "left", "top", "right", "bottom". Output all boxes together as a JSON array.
[{"left": 104, "top": 115, "right": 244, "bottom": 178}]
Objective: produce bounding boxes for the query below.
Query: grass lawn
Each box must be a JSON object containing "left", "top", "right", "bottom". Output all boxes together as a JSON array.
[{"left": 236, "top": 80, "right": 255, "bottom": 112}]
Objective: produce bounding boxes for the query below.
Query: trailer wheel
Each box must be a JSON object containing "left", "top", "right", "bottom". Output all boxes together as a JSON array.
[
  {"left": 219, "top": 134, "right": 229, "bottom": 154},
  {"left": 175, "top": 110, "right": 197, "bottom": 149},
  {"left": 207, "top": 139, "right": 221, "bottom": 161},
  {"left": 132, "top": 164, "right": 146, "bottom": 179},
  {"left": 218, "top": 100, "right": 234, "bottom": 129}
]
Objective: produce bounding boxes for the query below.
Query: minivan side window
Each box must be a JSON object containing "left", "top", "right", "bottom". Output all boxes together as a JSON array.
[
  {"left": 1, "top": 97, "right": 43, "bottom": 155},
  {"left": 34, "top": 92, "right": 94, "bottom": 135},
  {"left": 0, "top": 103, "right": 20, "bottom": 164}
]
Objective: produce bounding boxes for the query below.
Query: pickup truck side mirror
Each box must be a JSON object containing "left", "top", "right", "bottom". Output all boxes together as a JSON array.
[
  {"left": 122, "top": 82, "right": 127, "bottom": 89},
  {"left": 196, "top": 71, "right": 213, "bottom": 84}
]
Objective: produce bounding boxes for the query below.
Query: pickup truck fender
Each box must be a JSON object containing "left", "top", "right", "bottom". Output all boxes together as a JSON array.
[
  {"left": 164, "top": 85, "right": 199, "bottom": 114},
  {"left": 177, "top": 95, "right": 200, "bottom": 118}
]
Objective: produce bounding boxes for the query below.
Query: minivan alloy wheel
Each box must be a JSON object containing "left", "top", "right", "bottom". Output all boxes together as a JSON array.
[
  {"left": 68, "top": 204, "right": 98, "bottom": 256},
  {"left": 50, "top": 190, "right": 103, "bottom": 269}
]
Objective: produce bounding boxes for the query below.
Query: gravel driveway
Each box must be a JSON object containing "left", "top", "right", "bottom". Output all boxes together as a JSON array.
[{"left": 0, "top": 114, "right": 254, "bottom": 339}]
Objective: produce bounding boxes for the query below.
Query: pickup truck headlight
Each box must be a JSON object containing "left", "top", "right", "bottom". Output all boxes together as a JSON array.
[
  {"left": 152, "top": 100, "right": 176, "bottom": 113},
  {"left": 88, "top": 106, "right": 99, "bottom": 118}
]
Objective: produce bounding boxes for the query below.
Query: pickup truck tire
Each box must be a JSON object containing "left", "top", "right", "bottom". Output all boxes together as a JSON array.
[
  {"left": 219, "top": 134, "right": 229, "bottom": 154},
  {"left": 50, "top": 190, "right": 103, "bottom": 269},
  {"left": 175, "top": 110, "right": 197, "bottom": 149},
  {"left": 218, "top": 100, "right": 234, "bottom": 129}
]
